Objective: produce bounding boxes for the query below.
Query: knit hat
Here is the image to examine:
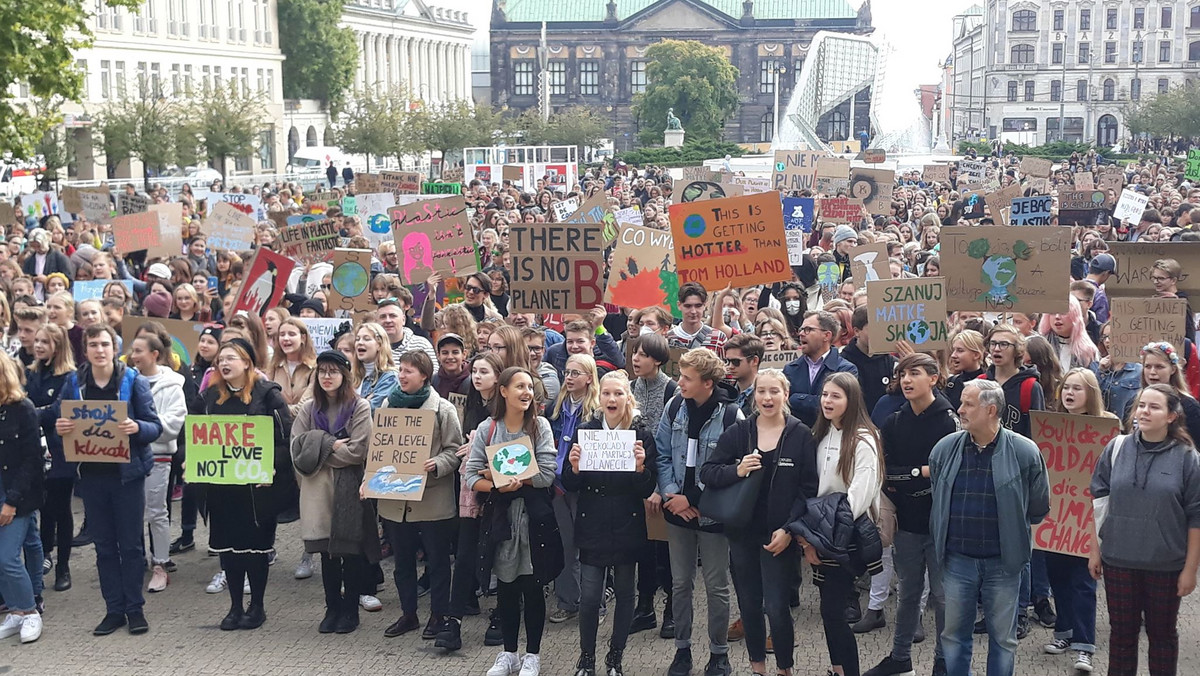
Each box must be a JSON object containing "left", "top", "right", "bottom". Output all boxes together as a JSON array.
[
  {"left": 226, "top": 337, "right": 259, "bottom": 368},
  {"left": 832, "top": 225, "right": 859, "bottom": 246},
  {"left": 147, "top": 262, "right": 172, "bottom": 280},
  {"left": 46, "top": 272, "right": 70, "bottom": 290},
  {"left": 199, "top": 324, "right": 224, "bottom": 343},
  {"left": 143, "top": 289, "right": 172, "bottom": 318},
  {"left": 300, "top": 298, "right": 325, "bottom": 316},
  {"left": 315, "top": 350, "right": 351, "bottom": 370}
]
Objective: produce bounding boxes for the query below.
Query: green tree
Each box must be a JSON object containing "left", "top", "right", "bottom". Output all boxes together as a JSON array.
[
  {"left": 1124, "top": 85, "right": 1200, "bottom": 139},
  {"left": 32, "top": 100, "right": 75, "bottom": 190},
  {"left": 334, "top": 85, "right": 421, "bottom": 171},
  {"left": 91, "top": 101, "right": 138, "bottom": 180},
  {"left": 92, "top": 82, "right": 184, "bottom": 190},
  {"left": 408, "top": 100, "right": 504, "bottom": 177},
  {"left": 631, "top": 39, "right": 740, "bottom": 146},
  {"left": 186, "top": 82, "right": 268, "bottom": 181},
  {"left": 512, "top": 106, "right": 609, "bottom": 159},
  {"left": 0, "top": 0, "right": 140, "bottom": 159},
  {"left": 278, "top": 0, "right": 359, "bottom": 112}
]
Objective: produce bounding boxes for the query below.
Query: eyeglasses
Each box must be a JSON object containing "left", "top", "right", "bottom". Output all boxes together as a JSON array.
[
  {"left": 317, "top": 368, "right": 341, "bottom": 377},
  {"left": 988, "top": 340, "right": 1016, "bottom": 350},
  {"left": 798, "top": 326, "right": 824, "bottom": 334},
  {"left": 564, "top": 369, "right": 587, "bottom": 378},
  {"left": 464, "top": 285, "right": 485, "bottom": 294},
  {"left": 760, "top": 331, "right": 783, "bottom": 340},
  {"left": 527, "top": 345, "right": 544, "bottom": 353},
  {"left": 217, "top": 355, "right": 244, "bottom": 364},
  {"left": 320, "top": 284, "right": 331, "bottom": 291},
  {"left": 1150, "top": 275, "right": 1172, "bottom": 282},
  {"left": 726, "top": 358, "right": 744, "bottom": 367}
]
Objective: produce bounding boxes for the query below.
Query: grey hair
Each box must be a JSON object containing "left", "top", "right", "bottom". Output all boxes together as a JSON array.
[{"left": 964, "top": 379, "right": 1006, "bottom": 415}]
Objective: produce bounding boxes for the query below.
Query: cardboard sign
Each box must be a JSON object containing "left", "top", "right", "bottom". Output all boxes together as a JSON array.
[
  {"left": 940, "top": 226, "right": 1072, "bottom": 313},
  {"left": 357, "top": 192, "right": 399, "bottom": 248},
  {"left": 1057, "top": 190, "right": 1109, "bottom": 226},
  {"left": 186, "top": 415, "right": 275, "bottom": 485},
  {"left": 111, "top": 211, "right": 167, "bottom": 256},
  {"left": 442, "top": 166, "right": 464, "bottom": 182},
  {"left": 865, "top": 277, "right": 949, "bottom": 355},
  {"left": 1108, "top": 297, "right": 1187, "bottom": 362},
  {"left": 510, "top": 223, "right": 605, "bottom": 313},
  {"left": 234, "top": 247, "right": 296, "bottom": 316},
  {"left": 365, "top": 409, "right": 435, "bottom": 500},
  {"left": 861, "top": 148, "right": 886, "bottom": 164},
  {"left": 758, "top": 350, "right": 801, "bottom": 369},
  {"left": 485, "top": 434, "right": 540, "bottom": 483},
  {"left": 984, "top": 183, "right": 1024, "bottom": 225},
  {"left": 121, "top": 316, "right": 207, "bottom": 365},
  {"left": 117, "top": 192, "right": 149, "bottom": 215},
  {"left": 502, "top": 164, "right": 524, "bottom": 184},
  {"left": 303, "top": 190, "right": 339, "bottom": 215},
  {"left": 848, "top": 242, "right": 890, "bottom": 285},
  {"left": 1074, "top": 171, "right": 1095, "bottom": 190},
  {"left": 613, "top": 206, "right": 642, "bottom": 227},
  {"left": 958, "top": 159, "right": 987, "bottom": 184},
  {"left": 673, "top": 179, "right": 745, "bottom": 204},
  {"left": 772, "top": 149, "right": 826, "bottom": 192},
  {"left": 212, "top": 192, "right": 264, "bottom": 222},
  {"left": 62, "top": 186, "right": 107, "bottom": 214},
  {"left": 278, "top": 217, "right": 339, "bottom": 262},
  {"left": 1098, "top": 173, "right": 1124, "bottom": 201},
  {"left": 1106, "top": 242, "right": 1200, "bottom": 296},
  {"left": 923, "top": 164, "right": 951, "bottom": 183},
  {"left": 299, "top": 318, "right": 348, "bottom": 353},
  {"left": 206, "top": 201, "right": 257, "bottom": 251},
  {"left": 814, "top": 157, "right": 851, "bottom": 194},
  {"left": 379, "top": 170, "right": 422, "bottom": 196},
  {"left": 961, "top": 191, "right": 986, "bottom": 220},
  {"left": 1010, "top": 195, "right": 1054, "bottom": 225},
  {"left": 448, "top": 392, "right": 467, "bottom": 424},
  {"left": 1186, "top": 149, "right": 1200, "bottom": 182},
  {"left": 1031, "top": 411, "right": 1120, "bottom": 557},
  {"left": 328, "top": 248, "right": 374, "bottom": 314},
  {"left": 62, "top": 400, "right": 130, "bottom": 463},
  {"left": 0, "top": 201, "right": 13, "bottom": 226},
  {"left": 848, "top": 168, "right": 894, "bottom": 215},
  {"left": 578, "top": 429, "right": 637, "bottom": 472},
  {"left": 356, "top": 173, "right": 381, "bottom": 194},
  {"left": 728, "top": 176, "right": 772, "bottom": 194},
  {"left": 79, "top": 190, "right": 111, "bottom": 223},
  {"left": 669, "top": 191, "right": 790, "bottom": 292},
  {"left": 389, "top": 197, "right": 479, "bottom": 285},
  {"left": 783, "top": 197, "right": 815, "bottom": 265},
  {"left": 1113, "top": 189, "right": 1150, "bottom": 223},
  {"left": 818, "top": 197, "right": 861, "bottom": 224},
  {"left": 1020, "top": 156, "right": 1053, "bottom": 178},
  {"left": 679, "top": 166, "right": 717, "bottom": 182},
  {"left": 605, "top": 223, "right": 677, "bottom": 314},
  {"left": 550, "top": 196, "right": 580, "bottom": 223},
  {"left": 561, "top": 192, "right": 618, "bottom": 244}
]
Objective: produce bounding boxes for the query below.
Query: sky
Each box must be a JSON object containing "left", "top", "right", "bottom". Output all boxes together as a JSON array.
[{"left": 862, "top": 0, "right": 979, "bottom": 88}]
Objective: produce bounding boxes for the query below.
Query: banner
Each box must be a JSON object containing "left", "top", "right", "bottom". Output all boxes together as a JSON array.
[
  {"left": 1113, "top": 189, "right": 1150, "bottom": 223},
  {"left": 849, "top": 242, "right": 891, "bottom": 285},
  {"left": 328, "top": 248, "right": 374, "bottom": 314},
  {"left": 605, "top": 224, "right": 677, "bottom": 314},
  {"left": 62, "top": 400, "right": 130, "bottom": 463},
  {"left": 185, "top": 415, "right": 274, "bottom": 485},
  {"left": 578, "top": 429, "right": 637, "bottom": 472},
  {"left": 772, "top": 150, "right": 826, "bottom": 192},
  {"left": 206, "top": 202, "right": 257, "bottom": 251},
  {"left": 388, "top": 197, "right": 479, "bottom": 285},
  {"left": 278, "top": 217, "right": 339, "bottom": 262},
  {"left": 783, "top": 197, "right": 815, "bottom": 265},
  {"left": 1108, "top": 297, "right": 1187, "bottom": 362},
  {"left": 1106, "top": 242, "right": 1200, "bottom": 296},
  {"left": 818, "top": 197, "right": 861, "bottom": 224},
  {"left": 234, "top": 248, "right": 296, "bottom": 316},
  {"left": 940, "top": 226, "right": 1072, "bottom": 313},
  {"left": 1031, "top": 411, "right": 1120, "bottom": 557},
  {"left": 510, "top": 223, "right": 606, "bottom": 313},
  {"left": 848, "top": 168, "right": 895, "bottom": 215},
  {"left": 1010, "top": 195, "right": 1054, "bottom": 225},
  {"left": 865, "top": 277, "right": 949, "bottom": 355},
  {"left": 669, "top": 192, "right": 790, "bottom": 292},
  {"left": 421, "top": 182, "right": 461, "bottom": 195},
  {"left": 1020, "top": 156, "right": 1053, "bottom": 178},
  {"left": 365, "top": 409, "right": 435, "bottom": 500}
]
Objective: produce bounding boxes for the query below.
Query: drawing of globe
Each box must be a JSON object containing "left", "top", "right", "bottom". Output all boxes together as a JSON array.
[
  {"left": 906, "top": 320, "right": 931, "bottom": 344},
  {"left": 492, "top": 443, "right": 533, "bottom": 477},
  {"left": 333, "top": 262, "right": 369, "bottom": 297}
]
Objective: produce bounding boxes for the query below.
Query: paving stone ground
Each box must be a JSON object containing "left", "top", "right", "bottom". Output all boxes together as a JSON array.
[{"left": 3, "top": 502, "right": 1198, "bottom": 675}]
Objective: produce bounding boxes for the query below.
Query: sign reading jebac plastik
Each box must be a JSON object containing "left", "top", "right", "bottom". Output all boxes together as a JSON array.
[
  {"left": 865, "top": 277, "right": 949, "bottom": 356},
  {"left": 668, "top": 192, "right": 790, "bottom": 292},
  {"left": 509, "top": 224, "right": 606, "bottom": 313},
  {"left": 62, "top": 400, "right": 130, "bottom": 463},
  {"left": 186, "top": 415, "right": 274, "bottom": 485},
  {"left": 1031, "top": 411, "right": 1120, "bottom": 557}
]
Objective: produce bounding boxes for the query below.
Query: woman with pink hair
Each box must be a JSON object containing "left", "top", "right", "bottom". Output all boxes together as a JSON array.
[{"left": 1039, "top": 295, "right": 1099, "bottom": 372}]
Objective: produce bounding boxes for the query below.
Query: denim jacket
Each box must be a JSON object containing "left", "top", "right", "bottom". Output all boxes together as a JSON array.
[
  {"left": 654, "top": 381, "right": 743, "bottom": 529},
  {"left": 1100, "top": 362, "right": 1142, "bottom": 425},
  {"left": 929, "top": 428, "right": 1050, "bottom": 575},
  {"left": 359, "top": 369, "right": 399, "bottom": 412}
]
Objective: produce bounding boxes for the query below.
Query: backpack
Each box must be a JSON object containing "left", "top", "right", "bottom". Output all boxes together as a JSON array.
[
  {"left": 662, "top": 379, "right": 678, "bottom": 407},
  {"left": 665, "top": 393, "right": 740, "bottom": 432}
]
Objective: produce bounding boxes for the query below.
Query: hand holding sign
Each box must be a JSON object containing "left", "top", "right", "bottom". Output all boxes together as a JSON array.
[{"left": 578, "top": 430, "right": 638, "bottom": 472}]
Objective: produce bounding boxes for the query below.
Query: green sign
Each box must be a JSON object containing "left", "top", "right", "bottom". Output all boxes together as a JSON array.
[
  {"left": 421, "top": 181, "right": 462, "bottom": 195},
  {"left": 186, "top": 415, "right": 274, "bottom": 485},
  {"left": 1187, "top": 149, "right": 1200, "bottom": 182}
]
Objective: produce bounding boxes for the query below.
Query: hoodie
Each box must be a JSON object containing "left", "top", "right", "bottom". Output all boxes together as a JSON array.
[
  {"left": 840, "top": 337, "right": 896, "bottom": 413},
  {"left": 140, "top": 367, "right": 188, "bottom": 459},
  {"left": 945, "top": 367, "right": 985, "bottom": 412},
  {"left": 881, "top": 392, "right": 959, "bottom": 534},
  {"left": 979, "top": 365, "right": 1044, "bottom": 439}
]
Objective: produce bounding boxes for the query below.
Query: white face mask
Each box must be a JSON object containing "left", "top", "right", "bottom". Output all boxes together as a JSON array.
[
  {"left": 784, "top": 300, "right": 802, "bottom": 315},
  {"left": 639, "top": 325, "right": 656, "bottom": 337}
]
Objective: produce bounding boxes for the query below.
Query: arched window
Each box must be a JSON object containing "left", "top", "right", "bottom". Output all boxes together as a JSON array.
[
  {"left": 287, "top": 127, "right": 300, "bottom": 162},
  {"left": 761, "top": 111, "right": 775, "bottom": 143},
  {"left": 828, "top": 110, "right": 849, "bottom": 141},
  {"left": 1103, "top": 78, "right": 1115, "bottom": 100},
  {"left": 305, "top": 126, "right": 318, "bottom": 147},
  {"left": 1011, "top": 44, "right": 1035, "bottom": 64},
  {"left": 1012, "top": 9, "right": 1037, "bottom": 31}
]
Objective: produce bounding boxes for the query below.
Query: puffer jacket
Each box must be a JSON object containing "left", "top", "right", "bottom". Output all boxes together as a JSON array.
[{"left": 786, "top": 492, "right": 883, "bottom": 577}]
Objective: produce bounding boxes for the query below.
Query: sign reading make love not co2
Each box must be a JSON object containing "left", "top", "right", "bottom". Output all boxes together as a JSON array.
[
  {"left": 186, "top": 416, "right": 275, "bottom": 485},
  {"left": 668, "top": 192, "right": 790, "bottom": 292}
]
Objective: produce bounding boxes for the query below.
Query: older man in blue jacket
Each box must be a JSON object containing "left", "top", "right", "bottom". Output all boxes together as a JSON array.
[
  {"left": 784, "top": 310, "right": 858, "bottom": 427},
  {"left": 929, "top": 379, "right": 1049, "bottom": 676}
]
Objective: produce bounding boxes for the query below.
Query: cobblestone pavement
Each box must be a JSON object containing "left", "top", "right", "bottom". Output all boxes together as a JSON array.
[{"left": 3, "top": 510, "right": 1199, "bottom": 676}]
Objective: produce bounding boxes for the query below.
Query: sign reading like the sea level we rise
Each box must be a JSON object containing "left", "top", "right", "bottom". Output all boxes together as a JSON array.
[{"left": 668, "top": 192, "right": 791, "bottom": 292}]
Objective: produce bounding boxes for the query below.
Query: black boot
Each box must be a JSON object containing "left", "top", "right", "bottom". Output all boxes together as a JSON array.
[
  {"left": 238, "top": 604, "right": 266, "bottom": 630},
  {"left": 220, "top": 606, "right": 243, "bottom": 631},
  {"left": 434, "top": 616, "right": 462, "bottom": 651},
  {"left": 319, "top": 607, "right": 339, "bottom": 634},
  {"left": 659, "top": 596, "right": 675, "bottom": 639},
  {"left": 335, "top": 597, "right": 360, "bottom": 634},
  {"left": 573, "top": 653, "right": 596, "bottom": 676},
  {"left": 629, "top": 595, "right": 657, "bottom": 634},
  {"left": 53, "top": 565, "right": 71, "bottom": 592},
  {"left": 484, "top": 608, "right": 504, "bottom": 646},
  {"left": 605, "top": 646, "right": 625, "bottom": 676}
]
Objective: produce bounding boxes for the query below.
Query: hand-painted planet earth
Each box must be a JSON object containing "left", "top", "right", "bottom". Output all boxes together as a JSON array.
[
  {"left": 906, "top": 320, "right": 931, "bottom": 344},
  {"left": 492, "top": 443, "right": 533, "bottom": 477},
  {"left": 333, "top": 261, "right": 369, "bottom": 297}
]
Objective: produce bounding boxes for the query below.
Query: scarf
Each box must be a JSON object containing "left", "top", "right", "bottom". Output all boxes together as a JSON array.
[
  {"left": 389, "top": 383, "right": 431, "bottom": 409},
  {"left": 313, "top": 399, "right": 354, "bottom": 436}
]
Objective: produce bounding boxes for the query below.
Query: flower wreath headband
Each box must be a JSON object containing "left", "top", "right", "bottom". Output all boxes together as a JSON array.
[{"left": 1141, "top": 341, "right": 1180, "bottom": 365}]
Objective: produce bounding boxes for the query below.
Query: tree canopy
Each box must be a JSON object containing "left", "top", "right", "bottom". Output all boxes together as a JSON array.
[
  {"left": 1124, "top": 85, "right": 1200, "bottom": 140},
  {"left": 278, "top": 0, "right": 359, "bottom": 112},
  {"left": 631, "top": 39, "right": 740, "bottom": 146},
  {"left": 334, "top": 85, "right": 423, "bottom": 170},
  {"left": 511, "top": 106, "right": 609, "bottom": 158}
]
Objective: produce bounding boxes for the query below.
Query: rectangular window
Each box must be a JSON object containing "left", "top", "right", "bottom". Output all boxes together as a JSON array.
[
  {"left": 266, "top": 68, "right": 273, "bottom": 99},
  {"left": 151, "top": 63, "right": 161, "bottom": 96},
  {"left": 137, "top": 61, "right": 147, "bottom": 94},
  {"left": 547, "top": 60, "right": 566, "bottom": 95},
  {"left": 202, "top": 65, "right": 211, "bottom": 90},
  {"left": 630, "top": 61, "right": 646, "bottom": 94},
  {"left": 1024, "top": 80, "right": 1035, "bottom": 101},
  {"left": 1163, "top": 6, "right": 1173, "bottom": 28},
  {"left": 1053, "top": 9, "right": 1064, "bottom": 31},
  {"left": 101, "top": 60, "right": 111, "bottom": 99},
  {"left": 214, "top": 65, "right": 222, "bottom": 89},
  {"left": 1079, "top": 42, "right": 1090, "bottom": 63},
  {"left": 513, "top": 61, "right": 533, "bottom": 96},
  {"left": 115, "top": 61, "right": 126, "bottom": 97},
  {"left": 235, "top": 154, "right": 251, "bottom": 172},
  {"left": 172, "top": 65, "right": 181, "bottom": 95},
  {"left": 579, "top": 60, "right": 599, "bottom": 96},
  {"left": 1159, "top": 77, "right": 1170, "bottom": 93},
  {"left": 1051, "top": 79, "right": 1062, "bottom": 101},
  {"left": 145, "top": 0, "right": 157, "bottom": 33},
  {"left": 134, "top": 2, "right": 145, "bottom": 32},
  {"left": 1134, "top": 7, "right": 1145, "bottom": 29},
  {"left": 1132, "top": 78, "right": 1142, "bottom": 100},
  {"left": 1007, "top": 81, "right": 1018, "bottom": 102},
  {"left": 184, "top": 64, "right": 193, "bottom": 93},
  {"left": 1161, "top": 40, "right": 1172, "bottom": 62},
  {"left": 1105, "top": 41, "right": 1117, "bottom": 63},
  {"left": 257, "top": 68, "right": 264, "bottom": 94},
  {"left": 111, "top": 4, "right": 122, "bottom": 30},
  {"left": 1080, "top": 9, "right": 1091, "bottom": 30},
  {"left": 1133, "top": 41, "right": 1144, "bottom": 63},
  {"left": 1052, "top": 43, "right": 1064, "bottom": 64},
  {"left": 258, "top": 129, "right": 275, "bottom": 170},
  {"left": 1106, "top": 7, "right": 1118, "bottom": 30},
  {"left": 1077, "top": 79, "right": 1088, "bottom": 101},
  {"left": 759, "top": 59, "right": 778, "bottom": 94},
  {"left": 77, "top": 59, "right": 89, "bottom": 99},
  {"left": 96, "top": 0, "right": 108, "bottom": 29}
]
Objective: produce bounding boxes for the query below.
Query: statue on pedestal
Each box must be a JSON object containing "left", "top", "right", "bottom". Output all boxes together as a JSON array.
[{"left": 665, "top": 108, "right": 682, "bottom": 131}]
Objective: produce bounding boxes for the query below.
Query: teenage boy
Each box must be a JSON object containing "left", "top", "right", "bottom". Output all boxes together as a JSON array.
[
  {"left": 723, "top": 333, "right": 763, "bottom": 416},
  {"left": 544, "top": 310, "right": 625, "bottom": 377},
  {"left": 840, "top": 306, "right": 896, "bottom": 414},
  {"left": 668, "top": 283, "right": 728, "bottom": 357}
]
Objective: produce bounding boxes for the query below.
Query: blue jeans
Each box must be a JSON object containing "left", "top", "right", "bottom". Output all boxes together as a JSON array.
[
  {"left": 1044, "top": 552, "right": 1096, "bottom": 653},
  {"left": 80, "top": 473, "right": 146, "bottom": 615},
  {"left": 0, "top": 514, "right": 37, "bottom": 612},
  {"left": 942, "top": 552, "right": 1021, "bottom": 676},
  {"left": 21, "top": 511, "right": 43, "bottom": 600},
  {"left": 1019, "top": 550, "right": 1051, "bottom": 610}
]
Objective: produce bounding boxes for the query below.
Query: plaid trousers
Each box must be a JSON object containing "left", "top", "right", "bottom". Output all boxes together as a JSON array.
[{"left": 1103, "top": 564, "right": 1182, "bottom": 676}]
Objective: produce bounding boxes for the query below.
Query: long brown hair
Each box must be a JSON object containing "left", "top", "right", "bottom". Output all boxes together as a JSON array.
[
  {"left": 492, "top": 366, "right": 541, "bottom": 443},
  {"left": 312, "top": 356, "right": 356, "bottom": 413},
  {"left": 811, "top": 372, "right": 883, "bottom": 487},
  {"left": 1137, "top": 383, "right": 1195, "bottom": 448},
  {"left": 32, "top": 323, "right": 76, "bottom": 377}
]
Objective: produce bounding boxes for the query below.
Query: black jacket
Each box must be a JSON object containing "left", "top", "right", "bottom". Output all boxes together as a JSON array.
[
  {"left": 980, "top": 365, "right": 1045, "bottom": 439},
  {"left": 945, "top": 368, "right": 984, "bottom": 412},
  {"left": 0, "top": 400, "right": 44, "bottom": 516},
  {"left": 561, "top": 416, "right": 658, "bottom": 566},
  {"left": 22, "top": 248, "right": 73, "bottom": 280},
  {"left": 24, "top": 365, "right": 71, "bottom": 480},
  {"left": 840, "top": 338, "right": 896, "bottom": 413},
  {"left": 700, "top": 414, "right": 819, "bottom": 540},
  {"left": 881, "top": 392, "right": 958, "bottom": 534},
  {"left": 785, "top": 492, "right": 883, "bottom": 577}
]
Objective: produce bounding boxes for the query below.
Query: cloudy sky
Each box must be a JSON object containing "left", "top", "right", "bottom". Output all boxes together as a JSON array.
[{"left": 864, "top": 0, "right": 979, "bottom": 89}]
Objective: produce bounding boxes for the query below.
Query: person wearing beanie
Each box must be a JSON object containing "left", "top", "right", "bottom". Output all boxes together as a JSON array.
[
  {"left": 299, "top": 298, "right": 326, "bottom": 318},
  {"left": 143, "top": 290, "right": 173, "bottom": 319},
  {"left": 831, "top": 225, "right": 860, "bottom": 283}
]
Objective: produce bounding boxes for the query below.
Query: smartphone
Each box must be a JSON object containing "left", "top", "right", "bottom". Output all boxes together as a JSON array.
[{"left": 207, "top": 276, "right": 219, "bottom": 292}]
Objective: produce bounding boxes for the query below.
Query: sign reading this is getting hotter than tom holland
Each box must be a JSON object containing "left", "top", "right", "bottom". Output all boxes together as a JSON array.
[{"left": 667, "top": 192, "right": 791, "bottom": 292}]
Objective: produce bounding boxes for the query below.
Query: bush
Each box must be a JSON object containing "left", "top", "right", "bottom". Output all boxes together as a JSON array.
[{"left": 617, "top": 140, "right": 745, "bottom": 168}]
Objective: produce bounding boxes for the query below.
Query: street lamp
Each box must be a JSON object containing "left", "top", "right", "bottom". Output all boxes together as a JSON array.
[{"left": 772, "top": 63, "right": 788, "bottom": 143}]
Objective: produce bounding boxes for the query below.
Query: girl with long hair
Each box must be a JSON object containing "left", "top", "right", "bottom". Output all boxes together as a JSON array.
[
  {"left": 45, "top": 291, "right": 82, "bottom": 365},
  {"left": 1038, "top": 295, "right": 1099, "bottom": 371},
  {"left": 1137, "top": 342, "right": 1200, "bottom": 443},
  {"left": 488, "top": 325, "right": 550, "bottom": 404},
  {"left": 1098, "top": 322, "right": 1142, "bottom": 427},
  {"left": 1024, "top": 335, "right": 1064, "bottom": 410},
  {"left": 27, "top": 324, "right": 76, "bottom": 592},
  {"left": 170, "top": 283, "right": 209, "bottom": 323},
  {"left": 351, "top": 322, "right": 398, "bottom": 411},
  {"left": 804, "top": 372, "right": 883, "bottom": 676},
  {"left": 945, "top": 330, "right": 987, "bottom": 411},
  {"left": 261, "top": 307, "right": 290, "bottom": 351},
  {"left": 225, "top": 313, "right": 270, "bottom": 376},
  {"left": 0, "top": 352, "right": 43, "bottom": 643},
  {"left": 268, "top": 317, "right": 317, "bottom": 417}
]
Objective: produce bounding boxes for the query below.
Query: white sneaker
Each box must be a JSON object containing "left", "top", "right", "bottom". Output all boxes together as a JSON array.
[
  {"left": 147, "top": 565, "right": 169, "bottom": 593},
  {"left": 359, "top": 594, "right": 382, "bottom": 612},
  {"left": 0, "top": 613, "right": 22, "bottom": 639},
  {"left": 294, "top": 552, "right": 313, "bottom": 579},
  {"left": 519, "top": 653, "right": 541, "bottom": 676},
  {"left": 19, "top": 614, "right": 42, "bottom": 643},
  {"left": 486, "top": 651, "right": 521, "bottom": 676},
  {"left": 1074, "top": 651, "right": 1094, "bottom": 673},
  {"left": 205, "top": 571, "right": 227, "bottom": 594}
]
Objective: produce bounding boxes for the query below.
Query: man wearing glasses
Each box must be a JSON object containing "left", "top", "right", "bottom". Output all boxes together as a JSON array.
[
  {"left": 783, "top": 310, "right": 858, "bottom": 427},
  {"left": 521, "top": 326, "right": 561, "bottom": 405},
  {"left": 722, "top": 333, "right": 763, "bottom": 416}
]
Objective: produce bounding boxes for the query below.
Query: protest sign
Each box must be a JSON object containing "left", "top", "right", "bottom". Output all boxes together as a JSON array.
[
  {"left": 389, "top": 197, "right": 479, "bottom": 285},
  {"left": 961, "top": 191, "right": 986, "bottom": 220},
  {"left": 772, "top": 149, "right": 826, "bottom": 191},
  {"left": 1106, "top": 242, "right": 1200, "bottom": 296},
  {"left": 679, "top": 166, "right": 717, "bottom": 182},
  {"left": 146, "top": 206, "right": 184, "bottom": 258},
  {"left": 149, "top": 201, "right": 183, "bottom": 229},
  {"left": 1109, "top": 297, "right": 1187, "bottom": 362},
  {"left": 578, "top": 429, "right": 637, "bottom": 472},
  {"left": 234, "top": 248, "right": 296, "bottom": 316},
  {"left": 1074, "top": 171, "right": 1095, "bottom": 190},
  {"left": 818, "top": 197, "right": 861, "bottom": 224},
  {"left": 1098, "top": 173, "right": 1123, "bottom": 202},
  {"left": 212, "top": 192, "right": 265, "bottom": 222},
  {"left": 669, "top": 191, "right": 790, "bottom": 292},
  {"left": 783, "top": 197, "right": 815, "bottom": 265},
  {"left": 186, "top": 415, "right": 274, "bottom": 485},
  {"left": 278, "top": 217, "right": 339, "bottom": 262},
  {"left": 356, "top": 173, "right": 381, "bottom": 194},
  {"left": 0, "top": 201, "right": 13, "bottom": 226},
  {"left": 1025, "top": 176, "right": 1051, "bottom": 195},
  {"left": 814, "top": 157, "right": 851, "bottom": 194},
  {"left": 1057, "top": 190, "right": 1109, "bottom": 226},
  {"left": 502, "top": 164, "right": 524, "bottom": 185},
  {"left": 303, "top": 190, "right": 339, "bottom": 215},
  {"left": 447, "top": 392, "right": 467, "bottom": 424},
  {"left": 605, "top": 224, "right": 677, "bottom": 314},
  {"left": 729, "top": 176, "right": 772, "bottom": 194},
  {"left": 365, "top": 409, "right": 435, "bottom": 500},
  {"left": 79, "top": 190, "right": 111, "bottom": 223},
  {"left": 1010, "top": 195, "right": 1054, "bottom": 225},
  {"left": 328, "top": 248, "right": 374, "bottom": 315},
  {"left": 551, "top": 196, "right": 580, "bottom": 223},
  {"left": 958, "top": 159, "right": 987, "bottom": 184},
  {"left": 75, "top": 279, "right": 132, "bottom": 303},
  {"left": 121, "top": 317, "right": 207, "bottom": 365},
  {"left": 1020, "top": 156, "right": 1053, "bottom": 178},
  {"left": 862, "top": 148, "right": 886, "bottom": 164},
  {"left": 848, "top": 242, "right": 890, "bottom": 284},
  {"left": 984, "top": 183, "right": 1023, "bottom": 225},
  {"left": 848, "top": 168, "right": 895, "bottom": 215},
  {"left": 613, "top": 206, "right": 642, "bottom": 227},
  {"left": 1031, "top": 411, "right": 1120, "bottom": 557},
  {"left": 940, "top": 226, "right": 1072, "bottom": 313},
  {"left": 421, "top": 182, "right": 461, "bottom": 195},
  {"left": 673, "top": 179, "right": 745, "bottom": 204},
  {"left": 923, "top": 164, "right": 951, "bottom": 183},
  {"left": 117, "top": 192, "right": 149, "bottom": 215},
  {"left": 865, "top": 277, "right": 949, "bottom": 355},
  {"left": 379, "top": 170, "right": 422, "bottom": 196},
  {"left": 300, "top": 318, "right": 349, "bottom": 353},
  {"left": 61, "top": 186, "right": 107, "bottom": 214},
  {"left": 1113, "top": 189, "right": 1150, "bottom": 223},
  {"left": 758, "top": 350, "right": 801, "bottom": 369},
  {"left": 561, "top": 192, "right": 619, "bottom": 244},
  {"left": 442, "top": 166, "right": 464, "bottom": 182},
  {"left": 510, "top": 223, "right": 606, "bottom": 313},
  {"left": 62, "top": 400, "right": 130, "bottom": 463},
  {"left": 357, "top": 192, "right": 401, "bottom": 248},
  {"left": 206, "top": 202, "right": 257, "bottom": 251},
  {"left": 485, "top": 434, "right": 540, "bottom": 483},
  {"left": 111, "top": 212, "right": 167, "bottom": 256},
  {"left": 1187, "top": 149, "right": 1200, "bottom": 182}
]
